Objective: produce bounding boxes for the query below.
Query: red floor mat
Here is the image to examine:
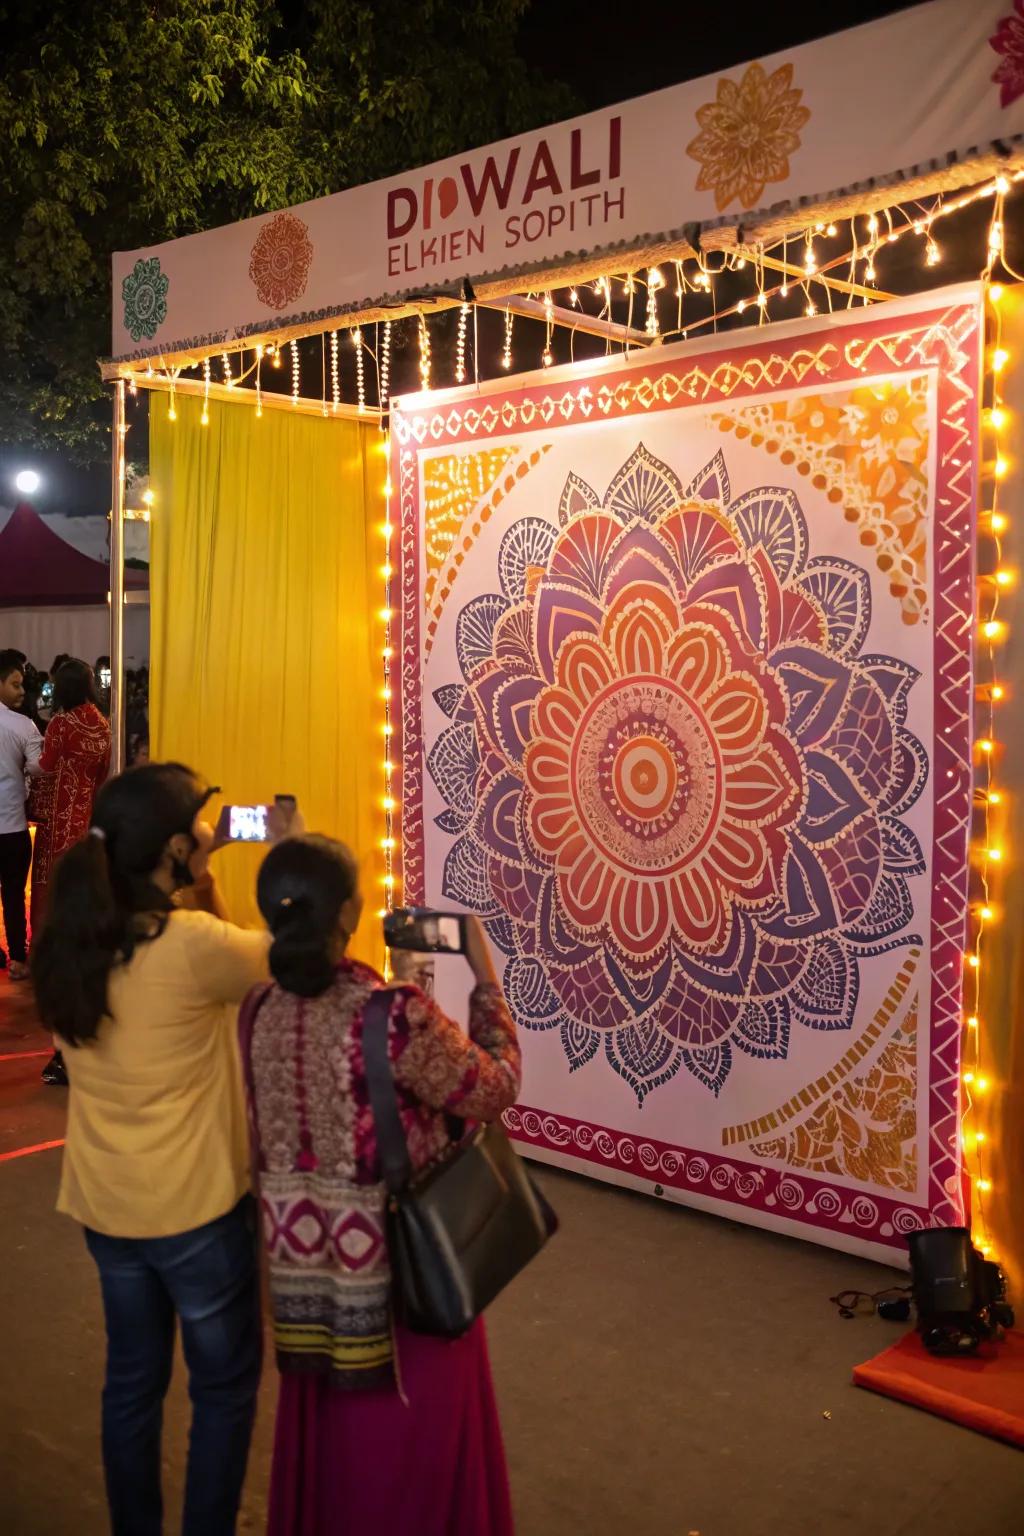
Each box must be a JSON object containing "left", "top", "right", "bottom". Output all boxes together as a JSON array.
[{"left": 854, "top": 1327, "right": 1024, "bottom": 1448}]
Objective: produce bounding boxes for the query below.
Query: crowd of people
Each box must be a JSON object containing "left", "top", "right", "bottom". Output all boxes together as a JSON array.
[{"left": 2, "top": 656, "right": 521, "bottom": 1534}]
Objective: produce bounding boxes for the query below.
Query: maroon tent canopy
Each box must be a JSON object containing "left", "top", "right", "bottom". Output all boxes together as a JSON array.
[{"left": 0, "top": 502, "right": 147, "bottom": 607}]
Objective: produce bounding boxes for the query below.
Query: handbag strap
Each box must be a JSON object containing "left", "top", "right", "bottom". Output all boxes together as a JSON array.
[{"left": 361, "top": 989, "right": 413, "bottom": 1195}]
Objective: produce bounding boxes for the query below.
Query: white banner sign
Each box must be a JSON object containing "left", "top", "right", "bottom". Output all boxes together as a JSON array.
[{"left": 112, "top": 0, "right": 1024, "bottom": 360}]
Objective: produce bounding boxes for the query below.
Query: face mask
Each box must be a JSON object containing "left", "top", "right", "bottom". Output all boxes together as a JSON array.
[{"left": 170, "top": 833, "right": 199, "bottom": 890}]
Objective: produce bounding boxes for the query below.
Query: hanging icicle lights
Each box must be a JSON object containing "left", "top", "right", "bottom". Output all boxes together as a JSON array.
[
  {"left": 378, "top": 320, "right": 392, "bottom": 412},
  {"left": 354, "top": 327, "right": 366, "bottom": 413},
  {"left": 456, "top": 303, "right": 470, "bottom": 384},
  {"left": 330, "top": 330, "right": 340, "bottom": 412},
  {"left": 418, "top": 312, "right": 432, "bottom": 391}
]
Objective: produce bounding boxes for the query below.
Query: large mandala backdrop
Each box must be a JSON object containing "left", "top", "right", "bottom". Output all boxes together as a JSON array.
[
  {"left": 396, "top": 293, "right": 980, "bottom": 1259},
  {"left": 429, "top": 445, "right": 926, "bottom": 1104}
]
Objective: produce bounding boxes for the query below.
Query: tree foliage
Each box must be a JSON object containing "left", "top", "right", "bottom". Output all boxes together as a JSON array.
[{"left": 0, "top": 0, "right": 573, "bottom": 460}]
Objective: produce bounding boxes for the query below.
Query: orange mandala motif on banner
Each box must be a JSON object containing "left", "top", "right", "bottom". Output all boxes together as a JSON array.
[
  {"left": 249, "top": 212, "right": 314, "bottom": 310},
  {"left": 686, "top": 61, "right": 810, "bottom": 213}
]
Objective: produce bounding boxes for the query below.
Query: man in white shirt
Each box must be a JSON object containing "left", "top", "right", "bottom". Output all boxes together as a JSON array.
[{"left": 0, "top": 650, "right": 43, "bottom": 978}]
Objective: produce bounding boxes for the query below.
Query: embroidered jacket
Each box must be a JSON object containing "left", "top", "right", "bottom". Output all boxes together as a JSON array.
[{"left": 239, "top": 960, "right": 520, "bottom": 1389}]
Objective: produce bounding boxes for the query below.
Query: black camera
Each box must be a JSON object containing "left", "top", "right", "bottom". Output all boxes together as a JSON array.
[{"left": 907, "top": 1226, "right": 1015, "bottom": 1355}]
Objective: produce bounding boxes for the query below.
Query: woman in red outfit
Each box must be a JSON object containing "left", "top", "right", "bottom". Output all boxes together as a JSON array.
[
  {"left": 240, "top": 835, "right": 520, "bottom": 1536},
  {"left": 31, "top": 659, "right": 110, "bottom": 1084}
]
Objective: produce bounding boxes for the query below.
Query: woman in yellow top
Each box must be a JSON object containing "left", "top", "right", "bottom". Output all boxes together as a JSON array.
[{"left": 32, "top": 762, "right": 271, "bottom": 1536}]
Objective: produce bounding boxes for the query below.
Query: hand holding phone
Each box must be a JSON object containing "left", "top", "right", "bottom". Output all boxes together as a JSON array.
[
  {"left": 383, "top": 909, "right": 498, "bottom": 987},
  {"left": 214, "top": 795, "right": 301, "bottom": 847},
  {"left": 384, "top": 908, "right": 465, "bottom": 954}
]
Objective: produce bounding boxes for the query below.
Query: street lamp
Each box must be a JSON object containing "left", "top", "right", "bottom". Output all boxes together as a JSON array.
[{"left": 15, "top": 469, "right": 40, "bottom": 495}]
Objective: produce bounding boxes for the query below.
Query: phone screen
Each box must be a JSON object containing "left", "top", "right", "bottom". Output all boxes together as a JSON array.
[
  {"left": 421, "top": 915, "right": 463, "bottom": 951},
  {"left": 228, "top": 804, "right": 269, "bottom": 842}
]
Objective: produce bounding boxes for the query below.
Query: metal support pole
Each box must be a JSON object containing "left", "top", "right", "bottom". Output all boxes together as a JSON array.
[{"left": 109, "top": 379, "right": 126, "bottom": 774}]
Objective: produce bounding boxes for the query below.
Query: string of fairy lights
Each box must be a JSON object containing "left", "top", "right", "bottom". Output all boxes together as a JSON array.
[{"left": 124, "top": 170, "right": 1024, "bottom": 1256}]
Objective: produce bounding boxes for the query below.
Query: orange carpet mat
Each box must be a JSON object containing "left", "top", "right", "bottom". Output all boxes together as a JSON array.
[{"left": 853, "top": 1327, "right": 1024, "bottom": 1448}]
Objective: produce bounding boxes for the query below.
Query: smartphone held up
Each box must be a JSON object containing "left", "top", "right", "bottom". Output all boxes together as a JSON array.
[
  {"left": 216, "top": 794, "right": 298, "bottom": 845},
  {"left": 384, "top": 908, "right": 467, "bottom": 955}
]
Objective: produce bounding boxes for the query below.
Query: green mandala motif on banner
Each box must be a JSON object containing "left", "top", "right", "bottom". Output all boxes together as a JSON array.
[{"left": 122, "top": 257, "right": 169, "bottom": 343}]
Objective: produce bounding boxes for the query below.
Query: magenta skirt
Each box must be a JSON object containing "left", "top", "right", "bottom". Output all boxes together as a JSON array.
[{"left": 267, "top": 1320, "right": 514, "bottom": 1536}]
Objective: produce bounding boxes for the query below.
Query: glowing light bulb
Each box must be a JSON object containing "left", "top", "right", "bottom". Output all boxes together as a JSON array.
[
  {"left": 992, "top": 512, "right": 1009, "bottom": 534},
  {"left": 964, "top": 1071, "right": 975, "bottom": 1085},
  {"left": 757, "top": 293, "right": 767, "bottom": 308},
  {"left": 381, "top": 837, "right": 395, "bottom": 850},
  {"left": 977, "top": 1076, "right": 991, "bottom": 1092},
  {"left": 382, "top": 645, "right": 394, "bottom": 660},
  {"left": 977, "top": 1178, "right": 993, "bottom": 1193},
  {"left": 976, "top": 1131, "right": 987, "bottom": 1144},
  {"left": 383, "top": 797, "right": 395, "bottom": 812},
  {"left": 379, "top": 608, "right": 393, "bottom": 622},
  {"left": 995, "top": 456, "right": 1009, "bottom": 479},
  {"left": 990, "top": 283, "right": 1005, "bottom": 303},
  {"left": 993, "top": 348, "right": 1009, "bottom": 372},
  {"left": 381, "top": 685, "right": 392, "bottom": 701},
  {"left": 737, "top": 300, "right": 747, "bottom": 314},
  {"left": 826, "top": 223, "right": 837, "bottom": 237},
  {"left": 865, "top": 262, "right": 876, "bottom": 282},
  {"left": 806, "top": 301, "right": 817, "bottom": 317},
  {"left": 987, "top": 846, "right": 1004, "bottom": 862},
  {"left": 978, "top": 738, "right": 994, "bottom": 753},
  {"left": 995, "top": 570, "right": 1012, "bottom": 589},
  {"left": 780, "top": 284, "right": 789, "bottom": 297},
  {"left": 382, "top": 723, "right": 394, "bottom": 737},
  {"left": 988, "top": 790, "right": 1002, "bottom": 806},
  {"left": 142, "top": 490, "right": 155, "bottom": 506},
  {"left": 992, "top": 684, "right": 1005, "bottom": 700},
  {"left": 996, "top": 174, "right": 1010, "bottom": 194},
  {"left": 983, "top": 620, "right": 1003, "bottom": 640},
  {"left": 967, "top": 953, "right": 980, "bottom": 969},
  {"left": 990, "top": 406, "right": 1007, "bottom": 429},
  {"left": 200, "top": 408, "right": 209, "bottom": 427},
  {"left": 926, "top": 240, "right": 941, "bottom": 266},
  {"left": 979, "top": 906, "right": 994, "bottom": 921},
  {"left": 967, "top": 1015, "right": 980, "bottom": 1029}
]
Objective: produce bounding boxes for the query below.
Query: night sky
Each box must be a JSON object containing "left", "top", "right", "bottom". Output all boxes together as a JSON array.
[{"left": 0, "top": 0, "right": 929, "bottom": 513}]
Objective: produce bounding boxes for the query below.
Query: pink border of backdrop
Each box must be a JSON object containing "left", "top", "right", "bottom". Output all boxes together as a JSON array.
[{"left": 393, "top": 292, "right": 980, "bottom": 1253}]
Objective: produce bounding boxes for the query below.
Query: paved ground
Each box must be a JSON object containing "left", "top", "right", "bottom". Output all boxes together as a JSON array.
[{"left": 1, "top": 972, "right": 1021, "bottom": 1536}]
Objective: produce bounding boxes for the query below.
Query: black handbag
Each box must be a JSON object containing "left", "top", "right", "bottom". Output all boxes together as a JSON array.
[{"left": 362, "top": 989, "right": 557, "bottom": 1338}]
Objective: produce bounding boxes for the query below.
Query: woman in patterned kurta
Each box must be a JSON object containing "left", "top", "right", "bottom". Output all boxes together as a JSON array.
[
  {"left": 31, "top": 661, "right": 110, "bottom": 1085},
  {"left": 240, "top": 835, "right": 521, "bottom": 1536}
]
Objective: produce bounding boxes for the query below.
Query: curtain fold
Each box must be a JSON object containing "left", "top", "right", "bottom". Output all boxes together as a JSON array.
[{"left": 149, "top": 393, "right": 385, "bottom": 972}]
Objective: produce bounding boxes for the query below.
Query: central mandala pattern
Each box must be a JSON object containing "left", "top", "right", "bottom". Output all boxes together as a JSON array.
[{"left": 427, "top": 445, "right": 926, "bottom": 1102}]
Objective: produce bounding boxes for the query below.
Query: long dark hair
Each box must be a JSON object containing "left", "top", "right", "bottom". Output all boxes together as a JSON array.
[
  {"left": 53, "top": 657, "right": 99, "bottom": 712},
  {"left": 31, "top": 762, "right": 210, "bottom": 1046},
  {"left": 257, "top": 836, "right": 358, "bottom": 998}
]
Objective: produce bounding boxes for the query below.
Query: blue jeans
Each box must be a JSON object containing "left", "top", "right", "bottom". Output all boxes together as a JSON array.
[{"left": 85, "top": 1198, "right": 262, "bottom": 1536}]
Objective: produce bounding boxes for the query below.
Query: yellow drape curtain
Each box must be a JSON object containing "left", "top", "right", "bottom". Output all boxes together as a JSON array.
[{"left": 149, "top": 392, "right": 385, "bottom": 972}]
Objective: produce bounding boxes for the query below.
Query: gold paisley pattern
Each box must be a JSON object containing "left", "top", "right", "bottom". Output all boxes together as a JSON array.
[
  {"left": 712, "top": 374, "right": 932, "bottom": 623},
  {"left": 749, "top": 1002, "right": 918, "bottom": 1191}
]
